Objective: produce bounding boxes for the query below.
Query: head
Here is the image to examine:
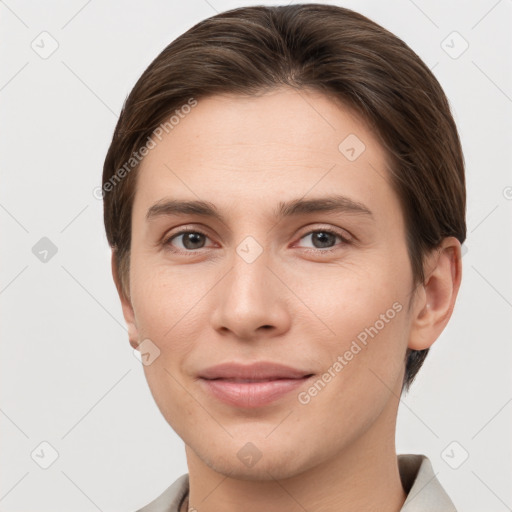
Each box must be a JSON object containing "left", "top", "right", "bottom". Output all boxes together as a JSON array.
[{"left": 102, "top": 4, "right": 465, "bottom": 478}]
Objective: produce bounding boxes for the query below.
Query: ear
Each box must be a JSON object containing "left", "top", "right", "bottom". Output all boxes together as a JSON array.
[
  {"left": 111, "top": 251, "right": 140, "bottom": 350},
  {"left": 408, "top": 237, "right": 463, "bottom": 351}
]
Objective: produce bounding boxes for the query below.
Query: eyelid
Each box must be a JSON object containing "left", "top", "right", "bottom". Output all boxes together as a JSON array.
[
  {"left": 291, "top": 226, "right": 352, "bottom": 253},
  {"left": 162, "top": 224, "right": 353, "bottom": 257},
  {"left": 163, "top": 226, "right": 215, "bottom": 251},
  {"left": 295, "top": 224, "right": 352, "bottom": 242}
]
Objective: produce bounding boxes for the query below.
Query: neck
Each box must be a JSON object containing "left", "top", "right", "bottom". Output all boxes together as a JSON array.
[{"left": 183, "top": 403, "right": 407, "bottom": 512}]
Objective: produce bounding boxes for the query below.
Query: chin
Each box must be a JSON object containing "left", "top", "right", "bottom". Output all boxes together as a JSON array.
[
  {"left": 193, "top": 437, "right": 321, "bottom": 482},
  {"left": 208, "top": 456, "right": 303, "bottom": 481}
]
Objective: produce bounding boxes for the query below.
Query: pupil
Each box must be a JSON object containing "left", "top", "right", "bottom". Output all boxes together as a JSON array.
[
  {"left": 184, "top": 233, "right": 204, "bottom": 249},
  {"left": 314, "top": 232, "right": 334, "bottom": 248},
  {"left": 180, "top": 232, "right": 335, "bottom": 250}
]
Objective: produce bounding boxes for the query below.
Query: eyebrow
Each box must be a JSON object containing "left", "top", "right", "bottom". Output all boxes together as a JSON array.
[{"left": 146, "top": 194, "right": 373, "bottom": 223}]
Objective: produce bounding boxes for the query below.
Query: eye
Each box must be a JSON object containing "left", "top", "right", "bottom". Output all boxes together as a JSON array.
[
  {"left": 163, "top": 227, "right": 351, "bottom": 255},
  {"left": 164, "top": 229, "right": 213, "bottom": 252},
  {"left": 295, "top": 228, "right": 351, "bottom": 251}
]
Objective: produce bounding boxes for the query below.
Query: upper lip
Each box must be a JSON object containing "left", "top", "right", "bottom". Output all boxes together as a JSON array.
[{"left": 199, "top": 361, "right": 313, "bottom": 380}]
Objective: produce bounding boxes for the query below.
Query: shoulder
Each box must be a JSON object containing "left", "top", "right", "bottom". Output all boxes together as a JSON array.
[
  {"left": 134, "top": 456, "right": 457, "bottom": 512},
  {"left": 398, "top": 454, "right": 457, "bottom": 511},
  {"left": 134, "top": 473, "right": 189, "bottom": 512}
]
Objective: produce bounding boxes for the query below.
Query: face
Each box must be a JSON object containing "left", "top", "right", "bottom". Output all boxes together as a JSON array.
[{"left": 120, "top": 87, "right": 424, "bottom": 479}]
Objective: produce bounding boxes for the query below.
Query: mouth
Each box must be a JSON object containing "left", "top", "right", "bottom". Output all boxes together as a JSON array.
[
  {"left": 198, "top": 362, "right": 314, "bottom": 408},
  {"left": 207, "top": 377, "right": 309, "bottom": 383}
]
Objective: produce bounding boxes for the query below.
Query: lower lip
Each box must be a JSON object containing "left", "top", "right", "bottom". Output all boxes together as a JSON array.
[{"left": 200, "top": 377, "right": 312, "bottom": 408}]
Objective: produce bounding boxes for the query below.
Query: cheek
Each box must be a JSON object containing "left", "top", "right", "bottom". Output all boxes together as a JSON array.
[
  {"left": 142, "top": 362, "right": 199, "bottom": 442},
  {"left": 130, "top": 256, "right": 207, "bottom": 342},
  {"left": 295, "top": 304, "right": 408, "bottom": 442},
  {"left": 297, "top": 258, "right": 410, "bottom": 390},
  {"left": 298, "top": 257, "right": 407, "bottom": 340}
]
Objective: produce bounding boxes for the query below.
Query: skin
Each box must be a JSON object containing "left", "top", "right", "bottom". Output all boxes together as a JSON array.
[{"left": 113, "top": 87, "right": 462, "bottom": 512}]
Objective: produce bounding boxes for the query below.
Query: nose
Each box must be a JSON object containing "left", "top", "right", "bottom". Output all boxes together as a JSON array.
[{"left": 210, "top": 246, "right": 292, "bottom": 341}]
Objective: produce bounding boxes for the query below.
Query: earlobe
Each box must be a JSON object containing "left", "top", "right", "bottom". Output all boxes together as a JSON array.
[
  {"left": 111, "top": 251, "right": 140, "bottom": 350},
  {"left": 408, "top": 237, "right": 463, "bottom": 351}
]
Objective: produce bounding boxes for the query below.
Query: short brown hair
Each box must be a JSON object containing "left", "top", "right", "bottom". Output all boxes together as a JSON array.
[{"left": 102, "top": 4, "right": 466, "bottom": 392}]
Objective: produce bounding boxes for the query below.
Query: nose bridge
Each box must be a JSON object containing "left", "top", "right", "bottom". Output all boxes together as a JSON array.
[
  {"left": 227, "top": 229, "right": 271, "bottom": 294},
  {"left": 226, "top": 241, "right": 272, "bottom": 314},
  {"left": 211, "top": 235, "right": 290, "bottom": 338}
]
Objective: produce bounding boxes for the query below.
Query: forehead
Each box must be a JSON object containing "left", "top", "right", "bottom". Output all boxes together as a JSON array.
[
  {"left": 134, "top": 87, "right": 400, "bottom": 224},
  {"left": 142, "top": 88, "right": 384, "bottom": 167}
]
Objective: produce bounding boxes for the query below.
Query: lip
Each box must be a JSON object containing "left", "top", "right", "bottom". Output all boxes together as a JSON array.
[{"left": 198, "top": 361, "right": 314, "bottom": 408}]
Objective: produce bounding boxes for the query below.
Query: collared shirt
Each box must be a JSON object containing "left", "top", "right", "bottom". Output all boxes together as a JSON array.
[{"left": 136, "top": 453, "right": 457, "bottom": 512}]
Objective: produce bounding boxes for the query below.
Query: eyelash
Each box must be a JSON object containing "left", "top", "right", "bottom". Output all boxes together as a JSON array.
[{"left": 162, "top": 227, "right": 351, "bottom": 255}]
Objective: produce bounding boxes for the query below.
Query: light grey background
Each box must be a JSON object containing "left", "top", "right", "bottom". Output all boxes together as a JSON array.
[{"left": 1, "top": 1, "right": 511, "bottom": 511}]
